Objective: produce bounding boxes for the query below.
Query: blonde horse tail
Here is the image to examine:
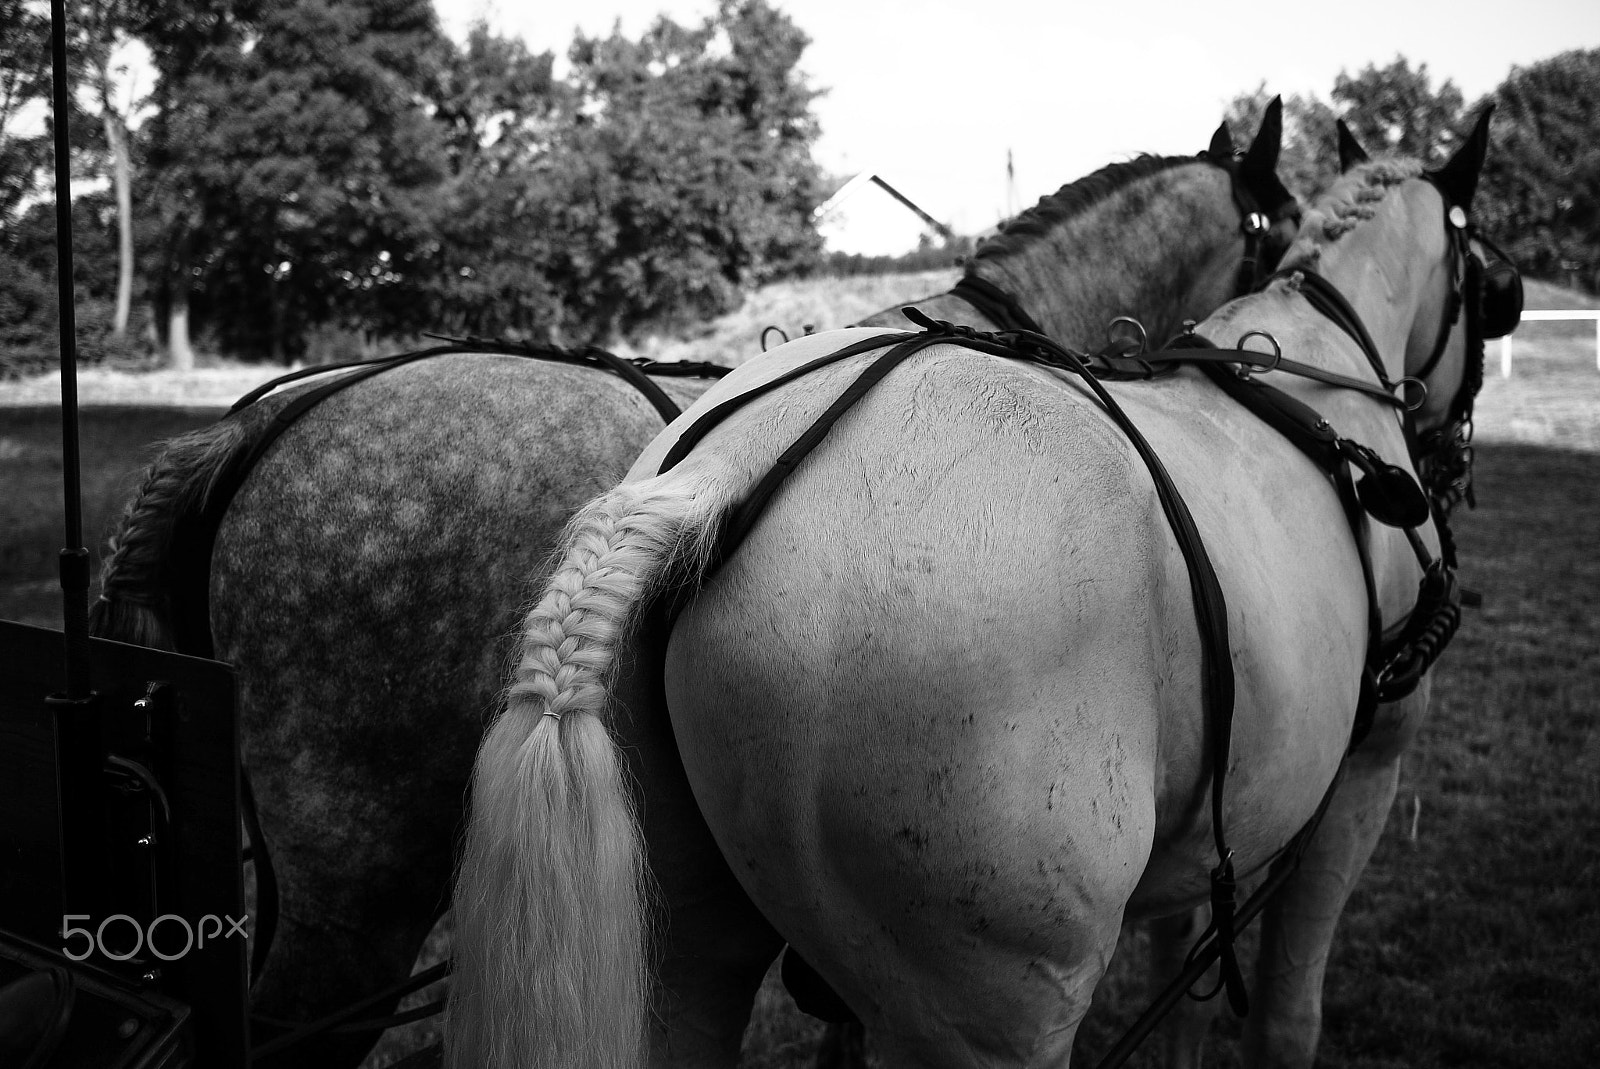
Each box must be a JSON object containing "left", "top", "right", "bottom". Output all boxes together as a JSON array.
[
  {"left": 448, "top": 472, "right": 727, "bottom": 1069},
  {"left": 88, "top": 418, "right": 252, "bottom": 650}
]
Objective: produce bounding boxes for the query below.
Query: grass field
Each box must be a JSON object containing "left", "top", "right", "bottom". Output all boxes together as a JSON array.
[{"left": 1, "top": 271, "right": 1596, "bottom": 1066}]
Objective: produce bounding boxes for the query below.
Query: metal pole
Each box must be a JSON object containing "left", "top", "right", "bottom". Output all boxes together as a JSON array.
[
  {"left": 50, "top": 0, "right": 92, "bottom": 699},
  {"left": 869, "top": 175, "right": 955, "bottom": 243},
  {"left": 48, "top": 0, "right": 109, "bottom": 937}
]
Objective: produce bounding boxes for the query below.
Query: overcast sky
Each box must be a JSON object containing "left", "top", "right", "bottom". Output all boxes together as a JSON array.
[{"left": 436, "top": 0, "right": 1598, "bottom": 254}]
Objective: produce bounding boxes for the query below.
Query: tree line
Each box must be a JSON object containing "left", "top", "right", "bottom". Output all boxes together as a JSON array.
[
  {"left": 2, "top": 4, "right": 1595, "bottom": 376},
  {"left": 1, "top": 0, "right": 825, "bottom": 372},
  {"left": 1224, "top": 51, "right": 1600, "bottom": 295}
]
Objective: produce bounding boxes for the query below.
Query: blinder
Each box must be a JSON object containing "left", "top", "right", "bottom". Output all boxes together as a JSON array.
[{"left": 1475, "top": 232, "right": 1523, "bottom": 339}]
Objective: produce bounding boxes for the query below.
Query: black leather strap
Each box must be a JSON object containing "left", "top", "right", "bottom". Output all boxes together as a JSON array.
[
  {"left": 948, "top": 275, "right": 1047, "bottom": 335},
  {"left": 663, "top": 313, "right": 1248, "bottom": 1012},
  {"left": 1098, "top": 336, "right": 1408, "bottom": 408},
  {"left": 1268, "top": 270, "right": 1395, "bottom": 391}
]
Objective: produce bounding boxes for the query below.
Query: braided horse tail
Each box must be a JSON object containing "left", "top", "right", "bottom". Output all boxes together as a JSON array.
[
  {"left": 88, "top": 418, "right": 252, "bottom": 650},
  {"left": 448, "top": 470, "right": 728, "bottom": 1069}
]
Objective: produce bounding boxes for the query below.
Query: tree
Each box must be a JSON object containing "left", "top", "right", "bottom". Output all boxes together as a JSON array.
[
  {"left": 1476, "top": 49, "right": 1600, "bottom": 290},
  {"left": 418, "top": 22, "right": 569, "bottom": 341},
  {"left": 543, "top": 0, "right": 824, "bottom": 342},
  {"left": 73, "top": 0, "right": 149, "bottom": 339},
  {"left": 148, "top": 0, "right": 452, "bottom": 360},
  {"left": 139, "top": 0, "right": 252, "bottom": 368},
  {"left": 429, "top": 20, "right": 560, "bottom": 178},
  {"left": 0, "top": 0, "right": 52, "bottom": 230},
  {"left": 1331, "top": 56, "right": 1466, "bottom": 166}
]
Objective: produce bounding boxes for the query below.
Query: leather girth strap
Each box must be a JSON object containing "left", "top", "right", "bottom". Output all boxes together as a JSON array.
[{"left": 659, "top": 312, "right": 1250, "bottom": 1013}]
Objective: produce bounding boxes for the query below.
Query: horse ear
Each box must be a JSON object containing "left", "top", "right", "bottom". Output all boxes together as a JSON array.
[
  {"left": 1337, "top": 120, "right": 1369, "bottom": 172},
  {"left": 1429, "top": 106, "right": 1494, "bottom": 208},
  {"left": 1242, "top": 96, "right": 1284, "bottom": 174},
  {"left": 1208, "top": 120, "right": 1236, "bottom": 160}
]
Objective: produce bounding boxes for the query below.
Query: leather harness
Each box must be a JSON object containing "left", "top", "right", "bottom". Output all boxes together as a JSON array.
[{"left": 655, "top": 179, "right": 1495, "bottom": 1044}]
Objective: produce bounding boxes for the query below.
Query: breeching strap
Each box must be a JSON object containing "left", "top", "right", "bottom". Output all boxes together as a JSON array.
[{"left": 658, "top": 312, "right": 1250, "bottom": 1013}]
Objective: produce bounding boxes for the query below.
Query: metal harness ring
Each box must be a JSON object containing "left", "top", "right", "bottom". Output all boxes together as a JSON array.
[
  {"left": 1106, "top": 316, "right": 1148, "bottom": 355},
  {"left": 1235, "top": 330, "right": 1282, "bottom": 375},
  {"left": 1397, "top": 376, "right": 1429, "bottom": 412}
]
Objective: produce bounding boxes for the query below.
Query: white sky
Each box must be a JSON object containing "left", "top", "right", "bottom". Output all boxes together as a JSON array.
[{"left": 436, "top": 0, "right": 1599, "bottom": 254}]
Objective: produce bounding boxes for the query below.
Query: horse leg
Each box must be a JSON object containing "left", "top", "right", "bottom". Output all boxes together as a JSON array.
[
  {"left": 248, "top": 821, "right": 449, "bottom": 1068},
  {"left": 1243, "top": 686, "right": 1429, "bottom": 1068},
  {"left": 615, "top": 612, "right": 787, "bottom": 1068},
  {"left": 1147, "top": 907, "right": 1220, "bottom": 1069}
]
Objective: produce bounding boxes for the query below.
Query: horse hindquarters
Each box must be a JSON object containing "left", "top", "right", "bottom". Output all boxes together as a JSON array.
[{"left": 660, "top": 372, "right": 1177, "bottom": 1065}]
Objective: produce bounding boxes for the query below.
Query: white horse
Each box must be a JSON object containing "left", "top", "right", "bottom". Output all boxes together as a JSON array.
[{"left": 449, "top": 117, "right": 1502, "bottom": 1068}]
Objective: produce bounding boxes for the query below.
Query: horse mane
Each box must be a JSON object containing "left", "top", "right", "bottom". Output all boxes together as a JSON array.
[
  {"left": 1278, "top": 158, "right": 1423, "bottom": 271},
  {"left": 971, "top": 153, "right": 1199, "bottom": 263}
]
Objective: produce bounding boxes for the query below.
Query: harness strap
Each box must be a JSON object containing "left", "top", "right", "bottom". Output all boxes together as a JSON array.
[
  {"left": 1097, "top": 332, "right": 1407, "bottom": 408},
  {"left": 1187, "top": 353, "right": 1456, "bottom": 739},
  {"left": 1269, "top": 270, "right": 1396, "bottom": 390},
  {"left": 948, "top": 275, "right": 1048, "bottom": 335},
  {"left": 1093, "top": 761, "right": 1348, "bottom": 1069},
  {"left": 662, "top": 312, "right": 1248, "bottom": 1014}
]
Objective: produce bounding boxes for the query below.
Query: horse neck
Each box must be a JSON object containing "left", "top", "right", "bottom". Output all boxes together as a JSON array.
[
  {"left": 965, "top": 162, "right": 1243, "bottom": 349},
  {"left": 1296, "top": 179, "right": 1449, "bottom": 386}
]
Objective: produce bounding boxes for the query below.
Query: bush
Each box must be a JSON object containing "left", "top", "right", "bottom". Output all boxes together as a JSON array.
[{"left": 1, "top": 251, "right": 158, "bottom": 380}]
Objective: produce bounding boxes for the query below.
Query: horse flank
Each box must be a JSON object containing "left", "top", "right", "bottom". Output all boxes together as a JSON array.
[{"left": 448, "top": 474, "right": 728, "bottom": 1069}]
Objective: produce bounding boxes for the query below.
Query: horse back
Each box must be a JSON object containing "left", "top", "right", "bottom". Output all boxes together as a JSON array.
[
  {"left": 660, "top": 343, "right": 1370, "bottom": 942},
  {"left": 205, "top": 355, "right": 702, "bottom": 886}
]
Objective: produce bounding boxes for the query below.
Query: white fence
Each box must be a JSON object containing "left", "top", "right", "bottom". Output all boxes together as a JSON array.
[{"left": 1499, "top": 310, "right": 1600, "bottom": 377}]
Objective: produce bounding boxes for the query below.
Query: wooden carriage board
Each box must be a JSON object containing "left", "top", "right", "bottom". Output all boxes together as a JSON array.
[{"left": 0, "top": 619, "right": 247, "bottom": 1067}]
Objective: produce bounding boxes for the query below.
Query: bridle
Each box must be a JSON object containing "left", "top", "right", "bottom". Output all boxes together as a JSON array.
[{"left": 1208, "top": 144, "right": 1301, "bottom": 297}]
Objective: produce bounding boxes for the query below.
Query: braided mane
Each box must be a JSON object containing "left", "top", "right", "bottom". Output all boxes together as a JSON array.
[
  {"left": 1278, "top": 158, "right": 1423, "bottom": 271},
  {"left": 971, "top": 153, "right": 1198, "bottom": 262}
]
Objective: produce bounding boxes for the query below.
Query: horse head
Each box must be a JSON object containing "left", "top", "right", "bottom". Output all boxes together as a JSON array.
[
  {"left": 1278, "top": 109, "right": 1519, "bottom": 514},
  {"left": 961, "top": 99, "right": 1301, "bottom": 346},
  {"left": 1208, "top": 96, "right": 1302, "bottom": 287}
]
